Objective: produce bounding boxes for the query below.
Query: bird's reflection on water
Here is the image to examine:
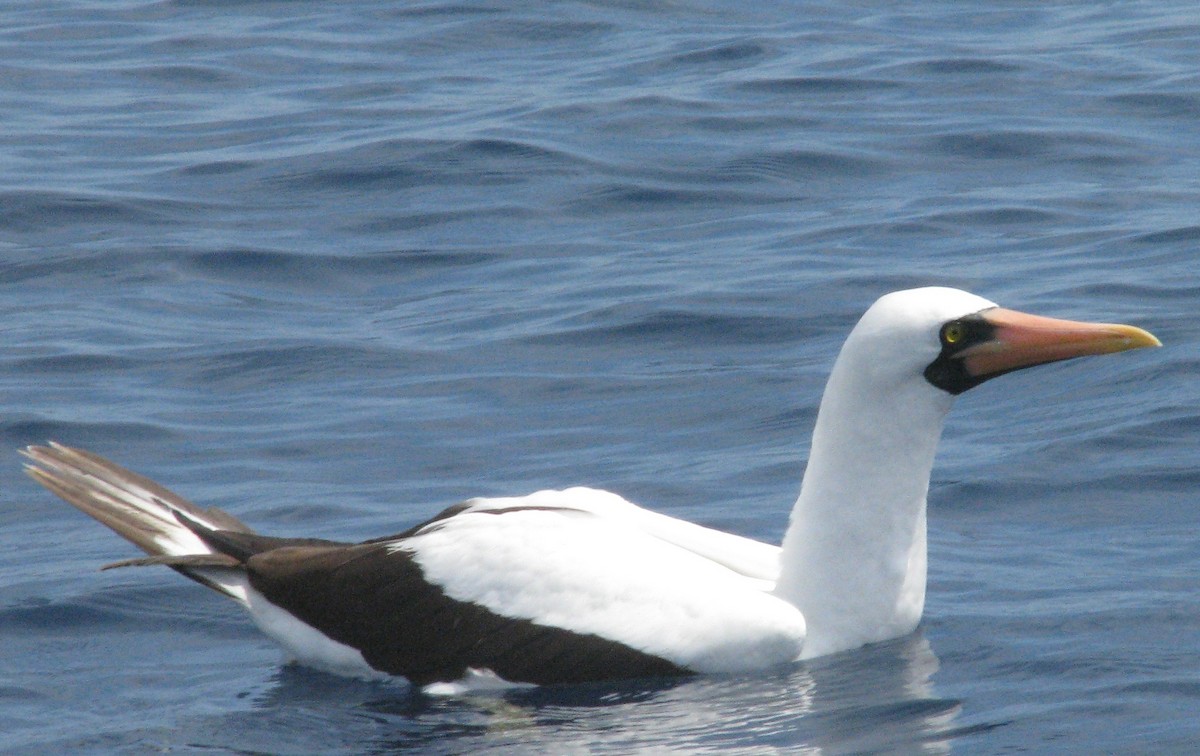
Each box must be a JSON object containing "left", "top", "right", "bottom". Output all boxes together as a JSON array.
[{"left": 222, "top": 630, "right": 1002, "bottom": 753}]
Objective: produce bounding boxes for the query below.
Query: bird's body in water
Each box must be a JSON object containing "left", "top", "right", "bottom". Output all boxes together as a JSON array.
[{"left": 23, "top": 287, "right": 1160, "bottom": 691}]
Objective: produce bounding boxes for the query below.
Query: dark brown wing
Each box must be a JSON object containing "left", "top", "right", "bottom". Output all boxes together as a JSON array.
[{"left": 243, "top": 541, "right": 688, "bottom": 686}]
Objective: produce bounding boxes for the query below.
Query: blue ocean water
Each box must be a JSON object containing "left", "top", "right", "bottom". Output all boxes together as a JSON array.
[{"left": 1, "top": 0, "right": 1198, "bottom": 752}]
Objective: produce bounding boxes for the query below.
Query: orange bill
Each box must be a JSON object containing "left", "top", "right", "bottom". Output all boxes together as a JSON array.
[{"left": 960, "top": 307, "right": 1161, "bottom": 378}]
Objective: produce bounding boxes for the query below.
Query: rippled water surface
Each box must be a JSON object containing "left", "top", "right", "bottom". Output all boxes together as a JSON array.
[{"left": 2, "top": 1, "right": 1199, "bottom": 753}]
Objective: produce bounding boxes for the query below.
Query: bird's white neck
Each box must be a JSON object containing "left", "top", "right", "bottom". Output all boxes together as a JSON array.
[{"left": 774, "top": 333, "right": 953, "bottom": 659}]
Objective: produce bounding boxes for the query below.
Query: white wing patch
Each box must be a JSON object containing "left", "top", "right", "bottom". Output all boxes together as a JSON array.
[
  {"left": 443, "top": 487, "right": 781, "bottom": 585},
  {"left": 394, "top": 488, "right": 805, "bottom": 673}
]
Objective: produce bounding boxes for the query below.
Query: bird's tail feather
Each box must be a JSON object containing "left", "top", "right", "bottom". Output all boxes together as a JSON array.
[{"left": 22, "top": 442, "right": 254, "bottom": 602}]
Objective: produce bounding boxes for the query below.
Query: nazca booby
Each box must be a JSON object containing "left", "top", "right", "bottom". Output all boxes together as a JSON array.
[{"left": 23, "top": 287, "right": 1160, "bottom": 688}]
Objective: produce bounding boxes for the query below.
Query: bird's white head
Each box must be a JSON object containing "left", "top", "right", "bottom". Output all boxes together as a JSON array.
[
  {"left": 845, "top": 285, "right": 1162, "bottom": 399},
  {"left": 779, "top": 285, "right": 1159, "bottom": 659},
  {"left": 839, "top": 286, "right": 999, "bottom": 402}
]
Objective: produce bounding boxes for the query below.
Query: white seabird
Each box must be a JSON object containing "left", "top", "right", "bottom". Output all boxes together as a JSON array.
[{"left": 23, "top": 287, "right": 1160, "bottom": 688}]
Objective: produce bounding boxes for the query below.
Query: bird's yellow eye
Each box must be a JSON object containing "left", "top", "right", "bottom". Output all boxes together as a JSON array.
[{"left": 943, "top": 322, "right": 965, "bottom": 344}]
